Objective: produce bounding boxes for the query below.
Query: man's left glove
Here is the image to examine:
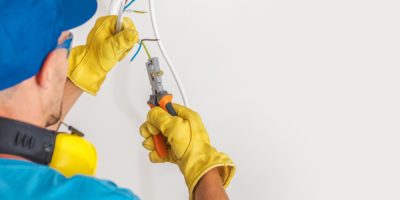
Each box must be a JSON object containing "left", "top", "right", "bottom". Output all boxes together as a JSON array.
[
  {"left": 140, "top": 104, "right": 235, "bottom": 199},
  {"left": 68, "top": 16, "right": 139, "bottom": 95}
]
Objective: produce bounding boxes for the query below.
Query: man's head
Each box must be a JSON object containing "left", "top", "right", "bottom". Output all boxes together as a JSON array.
[
  {"left": 0, "top": 0, "right": 97, "bottom": 128},
  {"left": 0, "top": 31, "right": 72, "bottom": 127}
]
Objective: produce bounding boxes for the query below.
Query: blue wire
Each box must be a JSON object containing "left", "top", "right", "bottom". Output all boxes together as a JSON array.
[
  {"left": 124, "top": 0, "right": 136, "bottom": 10},
  {"left": 125, "top": 0, "right": 140, "bottom": 62},
  {"left": 130, "top": 41, "right": 143, "bottom": 62}
]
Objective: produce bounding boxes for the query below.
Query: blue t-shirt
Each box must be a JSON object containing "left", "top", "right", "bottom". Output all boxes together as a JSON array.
[{"left": 0, "top": 158, "right": 140, "bottom": 200}]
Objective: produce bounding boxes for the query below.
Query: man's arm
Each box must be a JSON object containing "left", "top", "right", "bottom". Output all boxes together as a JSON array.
[
  {"left": 47, "top": 16, "right": 138, "bottom": 131},
  {"left": 61, "top": 79, "right": 84, "bottom": 118},
  {"left": 195, "top": 168, "right": 229, "bottom": 200}
]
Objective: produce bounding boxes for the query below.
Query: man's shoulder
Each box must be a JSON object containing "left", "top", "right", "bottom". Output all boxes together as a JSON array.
[
  {"left": 0, "top": 159, "right": 139, "bottom": 200},
  {"left": 69, "top": 174, "right": 140, "bottom": 200}
]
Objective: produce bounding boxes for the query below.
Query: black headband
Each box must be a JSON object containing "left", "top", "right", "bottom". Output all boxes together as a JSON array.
[{"left": 0, "top": 117, "right": 56, "bottom": 165}]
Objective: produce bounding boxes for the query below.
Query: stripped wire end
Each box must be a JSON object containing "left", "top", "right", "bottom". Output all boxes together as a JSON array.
[
  {"left": 125, "top": 9, "right": 148, "bottom": 14},
  {"left": 141, "top": 39, "right": 160, "bottom": 42},
  {"left": 130, "top": 39, "right": 160, "bottom": 62},
  {"left": 141, "top": 41, "right": 152, "bottom": 59}
]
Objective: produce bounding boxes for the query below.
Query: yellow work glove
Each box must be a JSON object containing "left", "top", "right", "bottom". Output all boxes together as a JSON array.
[
  {"left": 68, "top": 16, "right": 139, "bottom": 95},
  {"left": 140, "top": 104, "right": 236, "bottom": 200}
]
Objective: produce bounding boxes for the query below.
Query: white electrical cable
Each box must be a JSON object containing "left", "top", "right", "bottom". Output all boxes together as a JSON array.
[
  {"left": 109, "top": 0, "right": 125, "bottom": 33},
  {"left": 110, "top": 0, "right": 190, "bottom": 107},
  {"left": 148, "top": 0, "right": 190, "bottom": 107}
]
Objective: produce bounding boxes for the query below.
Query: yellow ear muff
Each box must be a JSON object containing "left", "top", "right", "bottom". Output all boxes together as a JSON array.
[{"left": 49, "top": 133, "right": 97, "bottom": 177}]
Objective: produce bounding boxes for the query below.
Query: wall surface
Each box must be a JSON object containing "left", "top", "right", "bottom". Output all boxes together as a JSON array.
[{"left": 68, "top": 0, "right": 400, "bottom": 199}]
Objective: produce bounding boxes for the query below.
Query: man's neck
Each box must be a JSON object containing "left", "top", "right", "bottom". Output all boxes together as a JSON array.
[
  {"left": 0, "top": 114, "right": 46, "bottom": 128},
  {"left": 0, "top": 154, "right": 30, "bottom": 162},
  {"left": 0, "top": 80, "right": 47, "bottom": 128}
]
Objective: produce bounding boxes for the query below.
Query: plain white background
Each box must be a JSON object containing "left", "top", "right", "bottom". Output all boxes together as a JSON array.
[{"left": 67, "top": 0, "right": 400, "bottom": 199}]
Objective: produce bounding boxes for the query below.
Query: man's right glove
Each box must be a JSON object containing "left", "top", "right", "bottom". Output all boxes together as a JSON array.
[
  {"left": 140, "top": 104, "right": 236, "bottom": 200},
  {"left": 68, "top": 16, "right": 138, "bottom": 95}
]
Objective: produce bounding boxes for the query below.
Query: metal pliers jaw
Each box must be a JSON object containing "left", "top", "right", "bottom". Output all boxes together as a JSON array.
[
  {"left": 146, "top": 57, "right": 166, "bottom": 106},
  {"left": 146, "top": 57, "right": 177, "bottom": 115}
]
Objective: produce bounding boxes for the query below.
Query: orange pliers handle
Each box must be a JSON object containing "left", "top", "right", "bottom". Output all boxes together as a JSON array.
[{"left": 148, "top": 94, "right": 176, "bottom": 159}]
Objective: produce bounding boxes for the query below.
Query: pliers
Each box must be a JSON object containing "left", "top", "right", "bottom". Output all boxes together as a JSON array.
[{"left": 146, "top": 57, "right": 177, "bottom": 158}]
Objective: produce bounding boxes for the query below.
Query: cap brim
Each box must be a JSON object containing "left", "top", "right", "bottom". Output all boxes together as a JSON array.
[{"left": 58, "top": 0, "right": 97, "bottom": 30}]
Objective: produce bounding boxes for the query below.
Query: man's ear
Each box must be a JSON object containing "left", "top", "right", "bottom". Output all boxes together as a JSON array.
[{"left": 36, "top": 51, "right": 56, "bottom": 89}]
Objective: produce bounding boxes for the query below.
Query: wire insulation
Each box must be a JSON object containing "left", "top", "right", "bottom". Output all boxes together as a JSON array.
[
  {"left": 142, "top": 42, "right": 152, "bottom": 59},
  {"left": 130, "top": 41, "right": 143, "bottom": 62},
  {"left": 124, "top": 0, "right": 136, "bottom": 10}
]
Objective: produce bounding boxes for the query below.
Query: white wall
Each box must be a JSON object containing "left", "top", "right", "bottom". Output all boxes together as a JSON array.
[{"left": 67, "top": 0, "right": 400, "bottom": 199}]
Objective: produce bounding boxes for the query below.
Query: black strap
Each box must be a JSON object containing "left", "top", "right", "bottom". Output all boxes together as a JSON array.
[{"left": 0, "top": 117, "right": 56, "bottom": 165}]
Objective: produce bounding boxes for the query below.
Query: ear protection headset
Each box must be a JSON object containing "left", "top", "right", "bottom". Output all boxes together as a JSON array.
[{"left": 0, "top": 117, "right": 97, "bottom": 177}]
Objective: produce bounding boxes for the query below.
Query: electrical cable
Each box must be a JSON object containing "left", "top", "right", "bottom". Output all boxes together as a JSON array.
[
  {"left": 130, "top": 41, "right": 143, "bottom": 62},
  {"left": 148, "top": 0, "right": 189, "bottom": 107},
  {"left": 141, "top": 42, "right": 152, "bottom": 59},
  {"left": 124, "top": 0, "right": 136, "bottom": 10},
  {"left": 125, "top": 9, "right": 147, "bottom": 14},
  {"left": 111, "top": 0, "right": 190, "bottom": 107},
  {"left": 115, "top": 0, "right": 126, "bottom": 33}
]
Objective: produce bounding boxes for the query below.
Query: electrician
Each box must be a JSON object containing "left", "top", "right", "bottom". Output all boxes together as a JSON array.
[{"left": 0, "top": 0, "right": 235, "bottom": 199}]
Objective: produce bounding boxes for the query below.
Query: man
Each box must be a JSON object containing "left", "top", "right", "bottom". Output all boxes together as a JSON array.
[{"left": 0, "top": 0, "right": 235, "bottom": 199}]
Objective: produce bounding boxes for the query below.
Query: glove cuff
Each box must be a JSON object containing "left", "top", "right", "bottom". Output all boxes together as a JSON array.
[
  {"left": 181, "top": 149, "right": 236, "bottom": 200},
  {"left": 67, "top": 76, "right": 99, "bottom": 96}
]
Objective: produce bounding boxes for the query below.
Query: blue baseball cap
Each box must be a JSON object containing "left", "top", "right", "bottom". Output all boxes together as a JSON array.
[{"left": 0, "top": 0, "right": 97, "bottom": 90}]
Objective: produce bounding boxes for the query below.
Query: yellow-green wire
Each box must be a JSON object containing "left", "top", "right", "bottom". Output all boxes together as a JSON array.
[{"left": 141, "top": 41, "right": 152, "bottom": 59}]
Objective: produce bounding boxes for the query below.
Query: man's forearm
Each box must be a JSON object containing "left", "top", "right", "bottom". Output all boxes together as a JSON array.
[
  {"left": 194, "top": 168, "right": 229, "bottom": 200},
  {"left": 48, "top": 79, "right": 83, "bottom": 130},
  {"left": 60, "top": 79, "right": 83, "bottom": 117}
]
